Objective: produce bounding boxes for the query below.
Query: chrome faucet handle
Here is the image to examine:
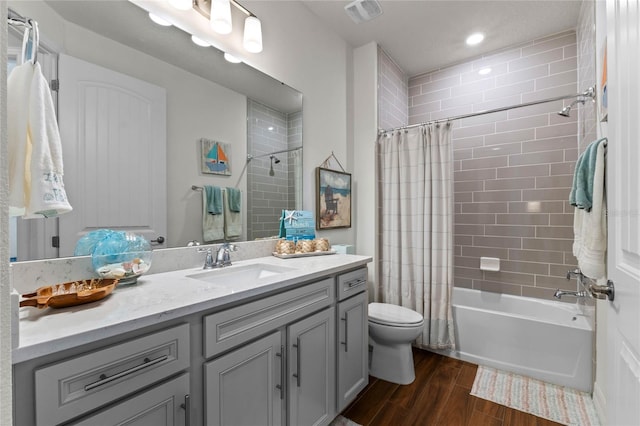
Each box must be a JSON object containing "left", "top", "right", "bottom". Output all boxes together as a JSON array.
[
  {"left": 566, "top": 269, "right": 582, "bottom": 280},
  {"left": 215, "top": 243, "right": 238, "bottom": 267},
  {"left": 197, "top": 247, "right": 215, "bottom": 269}
]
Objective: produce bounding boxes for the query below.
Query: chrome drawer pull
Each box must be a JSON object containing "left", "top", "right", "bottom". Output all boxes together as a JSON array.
[
  {"left": 275, "top": 346, "right": 285, "bottom": 400},
  {"left": 340, "top": 315, "right": 348, "bottom": 352},
  {"left": 84, "top": 354, "right": 168, "bottom": 391},
  {"left": 292, "top": 338, "right": 301, "bottom": 387},
  {"left": 346, "top": 278, "right": 366, "bottom": 288},
  {"left": 181, "top": 394, "right": 191, "bottom": 426}
]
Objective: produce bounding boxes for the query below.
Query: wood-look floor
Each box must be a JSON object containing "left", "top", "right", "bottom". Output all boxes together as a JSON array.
[{"left": 342, "top": 348, "right": 563, "bottom": 426}]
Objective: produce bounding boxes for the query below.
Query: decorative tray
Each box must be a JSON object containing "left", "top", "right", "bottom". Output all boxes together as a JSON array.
[
  {"left": 19, "top": 278, "right": 119, "bottom": 309},
  {"left": 272, "top": 250, "right": 337, "bottom": 259}
]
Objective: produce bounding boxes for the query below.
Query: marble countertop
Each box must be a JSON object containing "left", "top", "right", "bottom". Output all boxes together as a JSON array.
[{"left": 13, "top": 254, "right": 371, "bottom": 364}]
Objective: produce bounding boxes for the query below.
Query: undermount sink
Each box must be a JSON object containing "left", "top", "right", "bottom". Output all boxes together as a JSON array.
[{"left": 186, "top": 263, "right": 296, "bottom": 287}]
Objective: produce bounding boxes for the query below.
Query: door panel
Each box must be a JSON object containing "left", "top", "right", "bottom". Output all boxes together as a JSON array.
[
  {"left": 606, "top": 0, "right": 640, "bottom": 424},
  {"left": 57, "top": 54, "right": 167, "bottom": 256}
]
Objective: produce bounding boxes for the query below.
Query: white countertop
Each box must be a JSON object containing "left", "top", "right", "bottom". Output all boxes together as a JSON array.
[{"left": 13, "top": 254, "right": 371, "bottom": 364}]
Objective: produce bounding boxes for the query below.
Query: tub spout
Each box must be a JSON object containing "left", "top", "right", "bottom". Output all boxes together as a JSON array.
[{"left": 554, "top": 289, "right": 587, "bottom": 299}]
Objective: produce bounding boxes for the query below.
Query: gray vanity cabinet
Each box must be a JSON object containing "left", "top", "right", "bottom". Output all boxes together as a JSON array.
[
  {"left": 336, "top": 268, "right": 369, "bottom": 412},
  {"left": 204, "top": 331, "right": 284, "bottom": 426},
  {"left": 288, "top": 307, "right": 336, "bottom": 426}
]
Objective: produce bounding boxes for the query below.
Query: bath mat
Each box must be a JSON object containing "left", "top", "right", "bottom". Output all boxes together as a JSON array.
[
  {"left": 471, "top": 366, "right": 600, "bottom": 426},
  {"left": 329, "top": 415, "right": 362, "bottom": 426}
]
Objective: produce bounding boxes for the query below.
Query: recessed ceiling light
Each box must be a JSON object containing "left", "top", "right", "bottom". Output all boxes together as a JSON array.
[
  {"left": 191, "top": 35, "right": 210, "bottom": 47},
  {"left": 466, "top": 32, "right": 485, "bottom": 46},
  {"left": 223, "top": 53, "right": 242, "bottom": 63},
  {"left": 148, "top": 13, "right": 172, "bottom": 27},
  {"left": 478, "top": 67, "right": 492, "bottom": 75}
]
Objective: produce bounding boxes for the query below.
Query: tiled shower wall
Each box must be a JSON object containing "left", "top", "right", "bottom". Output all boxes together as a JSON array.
[
  {"left": 378, "top": 46, "right": 408, "bottom": 130},
  {"left": 577, "top": 1, "right": 598, "bottom": 152},
  {"left": 407, "top": 31, "right": 580, "bottom": 300},
  {"left": 247, "top": 100, "right": 300, "bottom": 239}
]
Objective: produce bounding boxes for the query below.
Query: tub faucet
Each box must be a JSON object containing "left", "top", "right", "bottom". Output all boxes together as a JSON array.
[{"left": 554, "top": 289, "right": 587, "bottom": 299}]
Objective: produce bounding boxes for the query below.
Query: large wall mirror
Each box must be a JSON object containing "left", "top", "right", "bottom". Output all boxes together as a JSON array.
[{"left": 8, "top": 0, "right": 303, "bottom": 261}]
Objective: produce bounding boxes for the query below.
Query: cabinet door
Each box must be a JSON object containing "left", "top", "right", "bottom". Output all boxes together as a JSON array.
[
  {"left": 337, "top": 292, "right": 369, "bottom": 412},
  {"left": 204, "top": 331, "right": 284, "bottom": 426},
  {"left": 72, "top": 373, "right": 189, "bottom": 426},
  {"left": 288, "top": 307, "right": 336, "bottom": 426}
]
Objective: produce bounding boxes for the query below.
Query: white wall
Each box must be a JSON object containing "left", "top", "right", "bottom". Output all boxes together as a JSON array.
[{"left": 1, "top": 3, "right": 13, "bottom": 423}]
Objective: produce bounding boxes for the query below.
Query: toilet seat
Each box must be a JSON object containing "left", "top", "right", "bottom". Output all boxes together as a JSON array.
[{"left": 369, "top": 302, "right": 423, "bottom": 327}]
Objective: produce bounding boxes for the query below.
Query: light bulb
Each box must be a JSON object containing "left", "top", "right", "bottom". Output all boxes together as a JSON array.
[
  {"left": 210, "top": 0, "right": 232, "bottom": 35},
  {"left": 466, "top": 32, "right": 485, "bottom": 46},
  {"left": 224, "top": 52, "right": 242, "bottom": 63},
  {"left": 243, "top": 16, "right": 263, "bottom": 53},
  {"left": 191, "top": 35, "right": 210, "bottom": 47},
  {"left": 168, "top": 0, "right": 193, "bottom": 11},
  {"left": 148, "top": 13, "right": 172, "bottom": 27}
]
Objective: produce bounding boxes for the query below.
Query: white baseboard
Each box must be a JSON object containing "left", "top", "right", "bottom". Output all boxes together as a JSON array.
[{"left": 592, "top": 380, "right": 606, "bottom": 425}]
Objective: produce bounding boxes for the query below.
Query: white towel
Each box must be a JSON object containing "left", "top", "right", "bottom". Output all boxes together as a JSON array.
[
  {"left": 203, "top": 189, "right": 224, "bottom": 242},
  {"left": 8, "top": 62, "right": 34, "bottom": 216},
  {"left": 573, "top": 141, "right": 607, "bottom": 279},
  {"left": 224, "top": 189, "right": 242, "bottom": 239},
  {"left": 8, "top": 62, "right": 72, "bottom": 218}
]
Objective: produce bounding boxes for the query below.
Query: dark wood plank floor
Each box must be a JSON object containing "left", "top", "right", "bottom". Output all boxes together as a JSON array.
[{"left": 342, "top": 348, "right": 563, "bottom": 426}]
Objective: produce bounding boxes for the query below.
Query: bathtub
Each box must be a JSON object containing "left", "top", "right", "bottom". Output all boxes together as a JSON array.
[{"left": 442, "top": 287, "right": 594, "bottom": 393}]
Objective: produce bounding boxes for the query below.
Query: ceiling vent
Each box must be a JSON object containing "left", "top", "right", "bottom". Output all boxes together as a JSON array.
[{"left": 344, "top": 0, "right": 383, "bottom": 24}]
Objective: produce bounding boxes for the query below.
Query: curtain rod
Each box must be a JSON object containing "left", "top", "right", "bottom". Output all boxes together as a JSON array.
[{"left": 379, "top": 87, "right": 596, "bottom": 135}]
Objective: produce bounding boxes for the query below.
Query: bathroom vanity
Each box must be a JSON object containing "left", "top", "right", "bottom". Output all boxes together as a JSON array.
[{"left": 12, "top": 253, "right": 371, "bottom": 426}]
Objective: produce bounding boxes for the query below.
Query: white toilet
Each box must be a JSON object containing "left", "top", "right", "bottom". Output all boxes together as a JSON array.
[{"left": 368, "top": 302, "right": 424, "bottom": 385}]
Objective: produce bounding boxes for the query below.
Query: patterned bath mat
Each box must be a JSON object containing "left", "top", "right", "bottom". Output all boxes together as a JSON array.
[
  {"left": 329, "top": 415, "right": 361, "bottom": 426},
  {"left": 471, "top": 366, "right": 600, "bottom": 426}
]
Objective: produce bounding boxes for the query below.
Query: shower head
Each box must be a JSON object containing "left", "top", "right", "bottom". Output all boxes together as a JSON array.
[
  {"left": 271, "top": 155, "right": 281, "bottom": 164},
  {"left": 557, "top": 99, "right": 586, "bottom": 118}
]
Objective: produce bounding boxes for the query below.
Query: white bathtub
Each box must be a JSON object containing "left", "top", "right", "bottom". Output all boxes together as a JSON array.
[{"left": 443, "top": 287, "right": 594, "bottom": 392}]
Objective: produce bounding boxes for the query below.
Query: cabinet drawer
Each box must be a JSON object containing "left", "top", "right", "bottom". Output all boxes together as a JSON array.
[
  {"left": 337, "top": 268, "right": 368, "bottom": 301},
  {"left": 204, "top": 278, "right": 333, "bottom": 358},
  {"left": 35, "top": 323, "right": 190, "bottom": 426}
]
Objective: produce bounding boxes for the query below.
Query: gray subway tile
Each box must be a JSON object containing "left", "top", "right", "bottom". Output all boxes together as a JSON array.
[
  {"left": 455, "top": 266, "right": 484, "bottom": 279},
  {"left": 456, "top": 235, "right": 474, "bottom": 246},
  {"left": 508, "top": 201, "right": 564, "bottom": 213},
  {"left": 474, "top": 280, "right": 523, "bottom": 296},
  {"left": 522, "top": 136, "right": 577, "bottom": 153},
  {"left": 474, "top": 190, "right": 522, "bottom": 202},
  {"left": 550, "top": 162, "right": 575, "bottom": 175},
  {"left": 462, "top": 156, "right": 508, "bottom": 170},
  {"left": 508, "top": 99, "right": 563, "bottom": 119},
  {"left": 535, "top": 70, "right": 577, "bottom": 90},
  {"left": 473, "top": 143, "right": 522, "bottom": 159},
  {"left": 522, "top": 188, "right": 571, "bottom": 201},
  {"left": 535, "top": 275, "right": 577, "bottom": 291},
  {"left": 509, "top": 48, "right": 564, "bottom": 72},
  {"left": 500, "top": 259, "right": 550, "bottom": 275},
  {"left": 455, "top": 181, "right": 484, "bottom": 192},
  {"left": 535, "top": 122, "right": 578, "bottom": 139},
  {"left": 495, "top": 65, "right": 549, "bottom": 87},
  {"left": 421, "top": 75, "right": 461, "bottom": 93},
  {"left": 522, "top": 83, "right": 577, "bottom": 103},
  {"left": 451, "top": 77, "right": 496, "bottom": 97},
  {"left": 430, "top": 62, "right": 474, "bottom": 81},
  {"left": 473, "top": 236, "right": 522, "bottom": 249},
  {"left": 523, "top": 238, "right": 573, "bottom": 252},
  {"left": 497, "top": 164, "right": 550, "bottom": 178},
  {"left": 453, "top": 136, "right": 485, "bottom": 150},
  {"left": 409, "top": 101, "right": 441, "bottom": 117},
  {"left": 485, "top": 178, "right": 535, "bottom": 191},
  {"left": 521, "top": 33, "right": 576, "bottom": 57},
  {"left": 536, "top": 226, "right": 574, "bottom": 239},
  {"left": 454, "top": 278, "right": 474, "bottom": 289},
  {"left": 412, "top": 88, "right": 451, "bottom": 105},
  {"left": 462, "top": 246, "right": 509, "bottom": 259},
  {"left": 496, "top": 114, "right": 549, "bottom": 133},
  {"left": 455, "top": 256, "right": 480, "bottom": 269},
  {"left": 549, "top": 263, "right": 578, "bottom": 277},
  {"left": 484, "top": 129, "right": 535, "bottom": 146},
  {"left": 455, "top": 192, "right": 473, "bottom": 202},
  {"left": 550, "top": 213, "right": 574, "bottom": 226},
  {"left": 462, "top": 202, "right": 508, "bottom": 214},
  {"left": 550, "top": 57, "right": 578, "bottom": 74},
  {"left": 509, "top": 150, "right": 564, "bottom": 166},
  {"left": 509, "top": 248, "right": 564, "bottom": 263},
  {"left": 442, "top": 92, "right": 484, "bottom": 110},
  {"left": 455, "top": 224, "right": 486, "bottom": 235},
  {"left": 497, "top": 214, "right": 549, "bottom": 225},
  {"left": 564, "top": 43, "right": 577, "bottom": 58},
  {"left": 454, "top": 149, "right": 474, "bottom": 160},
  {"left": 536, "top": 175, "right": 573, "bottom": 189},
  {"left": 453, "top": 123, "right": 496, "bottom": 139},
  {"left": 484, "top": 81, "right": 535, "bottom": 101},
  {"left": 456, "top": 213, "right": 497, "bottom": 224},
  {"left": 485, "top": 225, "right": 536, "bottom": 237},
  {"left": 484, "top": 270, "right": 535, "bottom": 285}
]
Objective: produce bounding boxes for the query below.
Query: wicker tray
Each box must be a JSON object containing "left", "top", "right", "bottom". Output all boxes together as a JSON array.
[
  {"left": 19, "top": 278, "right": 119, "bottom": 309},
  {"left": 272, "top": 250, "right": 337, "bottom": 259}
]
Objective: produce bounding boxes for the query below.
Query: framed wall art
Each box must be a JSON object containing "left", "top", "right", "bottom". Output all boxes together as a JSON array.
[
  {"left": 316, "top": 167, "right": 351, "bottom": 230},
  {"left": 201, "top": 138, "right": 231, "bottom": 175}
]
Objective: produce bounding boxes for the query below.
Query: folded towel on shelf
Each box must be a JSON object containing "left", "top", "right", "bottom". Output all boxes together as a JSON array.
[
  {"left": 569, "top": 138, "right": 607, "bottom": 211},
  {"left": 573, "top": 139, "right": 607, "bottom": 279},
  {"left": 224, "top": 189, "right": 242, "bottom": 239},
  {"left": 226, "top": 187, "right": 242, "bottom": 212},
  {"left": 205, "top": 185, "right": 223, "bottom": 215},
  {"left": 24, "top": 62, "right": 72, "bottom": 218},
  {"left": 203, "top": 187, "right": 224, "bottom": 242}
]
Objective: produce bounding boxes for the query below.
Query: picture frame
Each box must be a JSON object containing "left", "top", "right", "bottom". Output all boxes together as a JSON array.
[
  {"left": 200, "top": 138, "right": 231, "bottom": 175},
  {"left": 316, "top": 167, "right": 351, "bottom": 230}
]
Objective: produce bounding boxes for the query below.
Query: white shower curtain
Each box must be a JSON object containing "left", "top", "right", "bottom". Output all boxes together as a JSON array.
[{"left": 377, "top": 123, "right": 455, "bottom": 350}]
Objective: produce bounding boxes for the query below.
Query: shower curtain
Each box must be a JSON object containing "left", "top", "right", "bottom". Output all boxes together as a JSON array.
[{"left": 377, "top": 123, "right": 455, "bottom": 350}]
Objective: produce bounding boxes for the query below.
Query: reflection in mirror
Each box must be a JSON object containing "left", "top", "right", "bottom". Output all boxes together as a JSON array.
[{"left": 7, "top": 0, "right": 303, "bottom": 261}]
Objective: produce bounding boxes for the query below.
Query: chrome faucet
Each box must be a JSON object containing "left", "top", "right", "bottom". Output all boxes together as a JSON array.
[
  {"left": 554, "top": 289, "right": 587, "bottom": 299},
  {"left": 198, "top": 248, "right": 216, "bottom": 269},
  {"left": 214, "top": 243, "right": 237, "bottom": 267}
]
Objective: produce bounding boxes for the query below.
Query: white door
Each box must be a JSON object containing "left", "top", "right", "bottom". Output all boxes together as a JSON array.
[
  {"left": 57, "top": 54, "right": 167, "bottom": 256},
  {"left": 606, "top": 1, "right": 640, "bottom": 425}
]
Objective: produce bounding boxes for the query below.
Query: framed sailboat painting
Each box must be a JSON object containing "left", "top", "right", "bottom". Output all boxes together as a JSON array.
[{"left": 200, "top": 138, "right": 231, "bottom": 175}]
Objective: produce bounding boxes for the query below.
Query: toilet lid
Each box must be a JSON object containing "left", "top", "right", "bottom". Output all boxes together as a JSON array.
[{"left": 369, "top": 303, "right": 423, "bottom": 326}]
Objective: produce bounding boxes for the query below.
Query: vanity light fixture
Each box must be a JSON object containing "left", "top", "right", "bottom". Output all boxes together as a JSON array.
[
  {"left": 191, "top": 35, "right": 211, "bottom": 47},
  {"left": 466, "top": 32, "right": 485, "bottom": 46},
  {"left": 210, "top": 0, "right": 232, "bottom": 34},
  {"left": 168, "top": 0, "right": 193, "bottom": 11},
  {"left": 194, "top": 0, "right": 264, "bottom": 54},
  {"left": 148, "top": 12, "right": 172, "bottom": 27},
  {"left": 223, "top": 52, "right": 242, "bottom": 63}
]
